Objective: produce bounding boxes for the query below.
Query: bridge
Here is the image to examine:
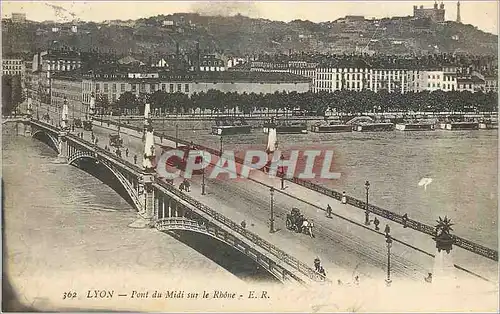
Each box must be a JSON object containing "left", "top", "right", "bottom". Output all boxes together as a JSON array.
[
  {"left": 8, "top": 113, "right": 325, "bottom": 285},
  {"left": 5, "top": 101, "right": 498, "bottom": 287}
]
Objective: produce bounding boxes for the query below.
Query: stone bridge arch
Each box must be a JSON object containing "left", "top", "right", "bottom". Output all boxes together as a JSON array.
[
  {"left": 156, "top": 217, "right": 302, "bottom": 284},
  {"left": 31, "top": 129, "right": 60, "bottom": 153},
  {"left": 67, "top": 151, "right": 143, "bottom": 212}
]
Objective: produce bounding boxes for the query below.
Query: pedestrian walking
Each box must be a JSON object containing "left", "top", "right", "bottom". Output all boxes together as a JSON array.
[
  {"left": 319, "top": 266, "right": 326, "bottom": 276},
  {"left": 125, "top": 148, "right": 129, "bottom": 157},
  {"left": 424, "top": 273, "right": 432, "bottom": 283},
  {"left": 314, "top": 257, "right": 321, "bottom": 272},
  {"left": 134, "top": 154, "right": 137, "bottom": 164},
  {"left": 326, "top": 204, "right": 332, "bottom": 218},
  {"left": 105, "top": 145, "right": 108, "bottom": 151},
  {"left": 309, "top": 219, "right": 315, "bottom": 238},
  {"left": 373, "top": 217, "right": 380, "bottom": 231},
  {"left": 341, "top": 191, "right": 347, "bottom": 204},
  {"left": 402, "top": 213, "right": 409, "bottom": 228}
]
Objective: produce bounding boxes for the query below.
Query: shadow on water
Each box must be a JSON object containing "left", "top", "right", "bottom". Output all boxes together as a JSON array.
[
  {"left": 31, "top": 132, "right": 59, "bottom": 153},
  {"left": 169, "top": 230, "right": 281, "bottom": 284},
  {"left": 71, "top": 157, "right": 136, "bottom": 210}
]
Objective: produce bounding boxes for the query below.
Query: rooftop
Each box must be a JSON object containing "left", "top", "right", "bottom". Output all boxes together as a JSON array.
[{"left": 70, "top": 69, "right": 312, "bottom": 83}]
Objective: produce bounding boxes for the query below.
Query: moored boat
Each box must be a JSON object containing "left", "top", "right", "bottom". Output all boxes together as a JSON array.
[
  {"left": 263, "top": 119, "right": 307, "bottom": 134},
  {"left": 354, "top": 123, "right": 394, "bottom": 132},
  {"left": 395, "top": 123, "right": 435, "bottom": 131},
  {"left": 212, "top": 117, "right": 252, "bottom": 135},
  {"left": 442, "top": 122, "right": 479, "bottom": 130},
  {"left": 310, "top": 122, "right": 352, "bottom": 133}
]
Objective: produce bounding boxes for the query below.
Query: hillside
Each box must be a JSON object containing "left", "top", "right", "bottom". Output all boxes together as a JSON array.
[{"left": 2, "top": 13, "right": 497, "bottom": 58}]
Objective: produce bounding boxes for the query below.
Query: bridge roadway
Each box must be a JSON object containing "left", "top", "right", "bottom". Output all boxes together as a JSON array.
[
  {"left": 31, "top": 103, "right": 498, "bottom": 285},
  {"left": 85, "top": 121, "right": 497, "bottom": 286}
]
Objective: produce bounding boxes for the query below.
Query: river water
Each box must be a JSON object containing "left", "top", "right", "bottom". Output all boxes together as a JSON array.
[{"left": 154, "top": 121, "right": 498, "bottom": 249}]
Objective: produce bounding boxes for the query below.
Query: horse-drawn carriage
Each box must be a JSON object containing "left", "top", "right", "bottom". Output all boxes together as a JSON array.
[
  {"left": 286, "top": 207, "right": 305, "bottom": 232},
  {"left": 109, "top": 134, "right": 123, "bottom": 147},
  {"left": 286, "top": 207, "right": 314, "bottom": 236},
  {"left": 83, "top": 120, "right": 92, "bottom": 131},
  {"left": 74, "top": 118, "right": 82, "bottom": 128}
]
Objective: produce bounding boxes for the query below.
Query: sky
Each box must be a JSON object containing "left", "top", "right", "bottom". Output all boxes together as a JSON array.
[{"left": 2, "top": 0, "right": 498, "bottom": 35}]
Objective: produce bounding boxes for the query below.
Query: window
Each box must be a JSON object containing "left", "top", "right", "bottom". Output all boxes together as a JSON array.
[
  {"left": 112, "top": 83, "right": 116, "bottom": 92},
  {"left": 151, "top": 84, "right": 156, "bottom": 92},
  {"left": 104, "top": 83, "right": 108, "bottom": 92},
  {"left": 177, "top": 84, "right": 181, "bottom": 91},
  {"left": 169, "top": 84, "right": 174, "bottom": 93},
  {"left": 140, "top": 84, "right": 146, "bottom": 92},
  {"left": 96, "top": 83, "right": 100, "bottom": 91},
  {"left": 428, "top": 83, "right": 430, "bottom": 88},
  {"left": 112, "top": 94, "right": 117, "bottom": 102},
  {"left": 121, "top": 84, "right": 125, "bottom": 92},
  {"left": 131, "top": 84, "right": 137, "bottom": 92},
  {"left": 162, "top": 84, "right": 166, "bottom": 91},
  {"left": 185, "top": 84, "right": 189, "bottom": 92}
]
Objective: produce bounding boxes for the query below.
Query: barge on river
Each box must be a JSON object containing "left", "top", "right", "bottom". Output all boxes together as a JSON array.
[
  {"left": 395, "top": 123, "right": 435, "bottom": 131},
  {"left": 263, "top": 120, "right": 307, "bottom": 134},
  {"left": 211, "top": 117, "right": 251, "bottom": 135},
  {"left": 440, "top": 122, "right": 479, "bottom": 130},
  {"left": 310, "top": 122, "right": 352, "bottom": 133},
  {"left": 354, "top": 123, "right": 394, "bottom": 132}
]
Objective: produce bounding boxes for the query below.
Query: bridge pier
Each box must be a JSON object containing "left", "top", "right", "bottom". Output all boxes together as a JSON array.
[
  {"left": 23, "top": 119, "right": 32, "bottom": 137},
  {"left": 55, "top": 131, "right": 69, "bottom": 163},
  {"left": 128, "top": 173, "right": 156, "bottom": 229}
]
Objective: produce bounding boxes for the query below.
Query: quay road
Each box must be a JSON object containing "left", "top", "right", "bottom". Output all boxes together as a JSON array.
[{"left": 32, "top": 103, "right": 498, "bottom": 285}]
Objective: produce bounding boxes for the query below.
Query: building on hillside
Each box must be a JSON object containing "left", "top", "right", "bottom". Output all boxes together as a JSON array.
[
  {"left": 29, "top": 49, "right": 82, "bottom": 105},
  {"left": 2, "top": 57, "right": 25, "bottom": 76},
  {"left": 484, "top": 75, "right": 498, "bottom": 93},
  {"left": 51, "top": 71, "right": 84, "bottom": 119},
  {"left": 11, "top": 13, "right": 26, "bottom": 23},
  {"left": 413, "top": 2, "right": 445, "bottom": 23}
]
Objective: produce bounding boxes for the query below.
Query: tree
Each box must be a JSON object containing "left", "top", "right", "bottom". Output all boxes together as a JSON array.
[{"left": 116, "top": 91, "right": 138, "bottom": 114}]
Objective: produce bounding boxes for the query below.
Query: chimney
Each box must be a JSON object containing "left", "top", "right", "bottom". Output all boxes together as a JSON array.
[{"left": 456, "top": 1, "right": 461, "bottom": 23}]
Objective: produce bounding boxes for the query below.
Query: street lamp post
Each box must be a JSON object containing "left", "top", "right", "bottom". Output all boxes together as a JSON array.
[
  {"left": 269, "top": 187, "right": 275, "bottom": 233},
  {"left": 280, "top": 153, "right": 285, "bottom": 190},
  {"left": 219, "top": 136, "right": 223, "bottom": 157},
  {"left": 201, "top": 167, "right": 206, "bottom": 195},
  {"left": 175, "top": 124, "right": 179, "bottom": 148},
  {"left": 385, "top": 224, "right": 393, "bottom": 286},
  {"left": 364, "top": 180, "right": 371, "bottom": 225}
]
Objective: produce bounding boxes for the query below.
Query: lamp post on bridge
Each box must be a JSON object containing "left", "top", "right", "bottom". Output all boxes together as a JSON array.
[
  {"left": 364, "top": 180, "right": 371, "bottom": 225},
  {"left": 269, "top": 187, "right": 275, "bottom": 233},
  {"left": 280, "top": 153, "right": 285, "bottom": 190},
  {"left": 175, "top": 124, "right": 178, "bottom": 148},
  {"left": 201, "top": 166, "right": 206, "bottom": 195},
  {"left": 219, "top": 135, "right": 223, "bottom": 157},
  {"left": 384, "top": 224, "right": 393, "bottom": 286}
]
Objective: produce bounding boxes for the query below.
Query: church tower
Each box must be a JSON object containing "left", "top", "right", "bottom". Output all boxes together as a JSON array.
[{"left": 456, "top": 1, "right": 461, "bottom": 23}]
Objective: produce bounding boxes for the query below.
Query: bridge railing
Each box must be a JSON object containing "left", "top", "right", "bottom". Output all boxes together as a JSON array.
[
  {"left": 154, "top": 179, "right": 327, "bottom": 283},
  {"left": 98, "top": 118, "right": 499, "bottom": 262},
  {"left": 285, "top": 176, "right": 498, "bottom": 261}
]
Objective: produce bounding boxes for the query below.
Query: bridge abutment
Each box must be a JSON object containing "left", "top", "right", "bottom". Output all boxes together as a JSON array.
[
  {"left": 128, "top": 173, "right": 156, "bottom": 229},
  {"left": 55, "top": 131, "right": 69, "bottom": 163}
]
